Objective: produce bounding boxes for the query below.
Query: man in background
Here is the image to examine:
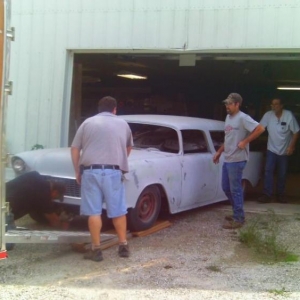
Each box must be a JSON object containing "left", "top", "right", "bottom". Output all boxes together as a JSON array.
[
  {"left": 258, "top": 98, "right": 299, "bottom": 203},
  {"left": 213, "top": 93, "right": 265, "bottom": 229},
  {"left": 71, "top": 96, "right": 133, "bottom": 262}
]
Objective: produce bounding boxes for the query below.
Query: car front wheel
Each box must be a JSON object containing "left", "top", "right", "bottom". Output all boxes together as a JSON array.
[{"left": 127, "top": 185, "right": 161, "bottom": 232}]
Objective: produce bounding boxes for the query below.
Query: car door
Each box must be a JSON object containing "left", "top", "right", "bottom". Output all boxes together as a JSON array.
[{"left": 180, "top": 130, "right": 219, "bottom": 209}]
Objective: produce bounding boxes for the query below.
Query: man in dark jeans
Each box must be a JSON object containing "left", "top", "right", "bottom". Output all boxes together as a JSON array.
[
  {"left": 258, "top": 98, "right": 299, "bottom": 203},
  {"left": 213, "top": 93, "right": 265, "bottom": 229},
  {"left": 6, "top": 171, "right": 66, "bottom": 226}
]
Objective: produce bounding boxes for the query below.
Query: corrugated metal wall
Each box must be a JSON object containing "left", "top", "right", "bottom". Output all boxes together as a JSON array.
[{"left": 7, "top": 0, "right": 300, "bottom": 154}]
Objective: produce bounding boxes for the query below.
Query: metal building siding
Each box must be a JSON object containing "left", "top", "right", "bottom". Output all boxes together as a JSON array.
[
  {"left": 187, "top": 2, "right": 300, "bottom": 50},
  {"left": 7, "top": 0, "right": 300, "bottom": 154},
  {"left": 8, "top": 0, "right": 67, "bottom": 152}
]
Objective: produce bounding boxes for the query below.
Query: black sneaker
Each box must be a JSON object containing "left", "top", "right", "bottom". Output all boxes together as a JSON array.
[
  {"left": 118, "top": 244, "right": 130, "bottom": 258},
  {"left": 84, "top": 248, "right": 103, "bottom": 262},
  {"left": 257, "top": 195, "right": 272, "bottom": 203}
]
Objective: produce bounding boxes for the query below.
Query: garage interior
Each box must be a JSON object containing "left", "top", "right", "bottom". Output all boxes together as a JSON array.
[{"left": 69, "top": 53, "right": 300, "bottom": 172}]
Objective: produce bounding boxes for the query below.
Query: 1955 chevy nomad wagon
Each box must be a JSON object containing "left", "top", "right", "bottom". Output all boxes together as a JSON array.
[{"left": 11, "top": 115, "right": 263, "bottom": 231}]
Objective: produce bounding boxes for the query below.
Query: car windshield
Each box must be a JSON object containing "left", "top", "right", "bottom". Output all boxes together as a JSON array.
[{"left": 128, "top": 123, "right": 179, "bottom": 153}]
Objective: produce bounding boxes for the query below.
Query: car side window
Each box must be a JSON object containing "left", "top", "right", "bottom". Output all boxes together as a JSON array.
[
  {"left": 181, "top": 130, "right": 208, "bottom": 154},
  {"left": 210, "top": 131, "right": 224, "bottom": 151},
  {"left": 129, "top": 123, "right": 179, "bottom": 153}
]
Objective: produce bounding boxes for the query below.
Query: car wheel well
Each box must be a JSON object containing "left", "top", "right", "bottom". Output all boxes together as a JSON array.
[
  {"left": 242, "top": 178, "right": 251, "bottom": 192},
  {"left": 155, "top": 184, "right": 170, "bottom": 215},
  {"left": 127, "top": 184, "right": 162, "bottom": 232},
  {"left": 136, "top": 183, "right": 169, "bottom": 214}
]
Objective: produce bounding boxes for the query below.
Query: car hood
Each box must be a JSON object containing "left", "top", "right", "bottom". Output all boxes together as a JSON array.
[{"left": 15, "top": 147, "right": 172, "bottom": 177}]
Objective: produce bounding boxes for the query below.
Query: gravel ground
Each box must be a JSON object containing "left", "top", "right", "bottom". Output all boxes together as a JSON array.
[{"left": 1, "top": 201, "right": 300, "bottom": 300}]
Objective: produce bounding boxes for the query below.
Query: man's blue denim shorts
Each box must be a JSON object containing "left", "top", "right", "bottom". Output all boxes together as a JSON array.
[{"left": 80, "top": 168, "right": 127, "bottom": 218}]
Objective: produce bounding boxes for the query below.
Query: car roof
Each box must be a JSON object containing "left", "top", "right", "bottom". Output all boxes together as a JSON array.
[{"left": 120, "top": 115, "right": 225, "bottom": 131}]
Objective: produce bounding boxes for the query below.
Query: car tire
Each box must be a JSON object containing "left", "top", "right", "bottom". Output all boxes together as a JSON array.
[{"left": 127, "top": 185, "right": 161, "bottom": 232}]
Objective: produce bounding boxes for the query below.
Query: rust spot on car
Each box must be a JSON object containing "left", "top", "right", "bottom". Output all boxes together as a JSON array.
[{"left": 132, "top": 171, "right": 139, "bottom": 188}]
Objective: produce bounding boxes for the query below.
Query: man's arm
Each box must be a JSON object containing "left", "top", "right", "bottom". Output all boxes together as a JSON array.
[
  {"left": 213, "top": 144, "right": 224, "bottom": 164},
  {"left": 238, "top": 124, "right": 265, "bottom": 149},
  {"left": 71, "top": 147, "right": 81, "bottom": 184},
  {"left": 127, "top": 146, "right": 132, "bottom": 157},
  {"left": 287, "top": 131, "right": 299, "bottom": 155}
]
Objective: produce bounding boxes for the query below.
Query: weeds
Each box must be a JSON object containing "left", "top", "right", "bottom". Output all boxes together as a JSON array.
[
  {"left": 284, "top": 253, "right": 298, "bottom": 262},
  {"left": 268, "top": 287, "right": 289, "bottom": 296},
  {"left": 238, "top": 210, "right": 299, "bottom": 263},
  {"left": 206, "top": 265, "right": 221, "bottom": 272}
]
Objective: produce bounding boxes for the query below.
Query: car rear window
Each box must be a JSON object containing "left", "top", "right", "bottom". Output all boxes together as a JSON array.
[
  {"left": 181, "top": 130, "right": 208, "bottom": 153},
  {"left": 210, "top": 131, "right": 224, "bottom": 151}
]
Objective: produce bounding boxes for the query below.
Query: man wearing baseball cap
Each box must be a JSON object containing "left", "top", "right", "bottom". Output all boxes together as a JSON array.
[{"left": 213, "top": 93, "right": 265, "bottom": 229}]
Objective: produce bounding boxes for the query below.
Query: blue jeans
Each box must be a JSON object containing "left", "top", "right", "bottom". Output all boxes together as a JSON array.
[
  {"left": 222, "top": 161, "right": 247, "bottom": 223},
  {"left": 263, "top": 150, "right": 288, "bottom": 197}
]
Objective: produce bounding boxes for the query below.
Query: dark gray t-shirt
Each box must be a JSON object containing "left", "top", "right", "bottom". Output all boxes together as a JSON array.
[
  {"left": 71, "top": 112, "right": 133, "bottom": 172},
  {"left": 224, "top": 111, "right": 259, "bottom": 162}
]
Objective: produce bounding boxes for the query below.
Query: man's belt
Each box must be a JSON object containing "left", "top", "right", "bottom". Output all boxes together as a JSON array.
[{"left": 82, "top": 164, "right": 120, "bottom": 170}]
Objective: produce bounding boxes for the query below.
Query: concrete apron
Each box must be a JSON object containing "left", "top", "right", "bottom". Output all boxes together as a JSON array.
[
  {"left": 217, "top": 172, "right": 300, "bottom": 216},
  {"left": 218, "top": 201, "right": 300, "bottom": 216}
]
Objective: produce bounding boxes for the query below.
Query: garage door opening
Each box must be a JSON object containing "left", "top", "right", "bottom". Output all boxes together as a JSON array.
[{"left": 68, "top": 52, "right": 300, "bottom": 171}]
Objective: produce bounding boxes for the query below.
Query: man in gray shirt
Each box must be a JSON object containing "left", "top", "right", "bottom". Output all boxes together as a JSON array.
[
  {"left": 71, "top": 96, "right": 133, "bottom": 262},
  {"left": 258, "top": 98, "right": 299, "bottom": 203},
  {"left": 213, "top": 93, "right": 265, "bottom": 229}
]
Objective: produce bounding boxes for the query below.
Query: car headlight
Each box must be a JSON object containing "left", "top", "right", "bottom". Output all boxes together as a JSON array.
[{"left": 11, "top": 157, "right": 26, "bottom": 173}]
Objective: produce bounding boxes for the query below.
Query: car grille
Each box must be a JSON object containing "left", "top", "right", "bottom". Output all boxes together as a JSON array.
[{"left": 41, "top": 175, "right": 81, "bottom": 198}]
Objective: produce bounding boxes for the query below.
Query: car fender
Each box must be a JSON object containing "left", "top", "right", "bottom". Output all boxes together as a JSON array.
[
  {"left": 243, "top": 151, "right": 264, "bottom": 187},
  {"left": 124, "top": 156, "right": 182, "bottom": 210}
]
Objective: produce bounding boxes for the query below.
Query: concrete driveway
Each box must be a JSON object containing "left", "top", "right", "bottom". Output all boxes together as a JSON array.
[{"left": 218, "top": 198, "right": 300, "bottom": 216}]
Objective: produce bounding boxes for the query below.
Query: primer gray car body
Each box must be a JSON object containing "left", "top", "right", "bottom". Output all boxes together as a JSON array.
[{"left": 11, "top": 115, "right": 263, "bottom": 230}]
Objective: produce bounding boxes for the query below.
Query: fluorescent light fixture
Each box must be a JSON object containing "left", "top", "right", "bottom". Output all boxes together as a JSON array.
[
  {"left": 117, "top": 72, "right": 147, "bottom": 80},
  {"left": 277, "top": 86, "right": 300, "bottom": 90}
]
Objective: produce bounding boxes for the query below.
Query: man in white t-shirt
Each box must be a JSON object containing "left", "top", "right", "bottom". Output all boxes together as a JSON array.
[
  {"left": 213, "top": 93, "right": 265, "bottom": 229},
  {"left": 258, "top": 98, "right": 299, "bottom": 203}
]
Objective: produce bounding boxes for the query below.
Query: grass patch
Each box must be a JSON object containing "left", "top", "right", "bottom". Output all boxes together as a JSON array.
[
  {"left": 238, "top": 210, "right": 299, "bottom": 263},
  {"left": 206, "top": 265, "right": 221, "bottom": 272},
  {"left": 284, "top": 253, "right": 299, "bottom": 262},
  {"left": 268, "top": 287, "right": 288, "bottom": 296}
]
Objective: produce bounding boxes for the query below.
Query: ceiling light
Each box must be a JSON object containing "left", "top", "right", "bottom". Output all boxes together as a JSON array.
[
  {"left": 117, "top": 72, "right": 147, "bottom": 80},
  {"left": 277, "top": 86, "right": 300, "bottom": 90}
]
